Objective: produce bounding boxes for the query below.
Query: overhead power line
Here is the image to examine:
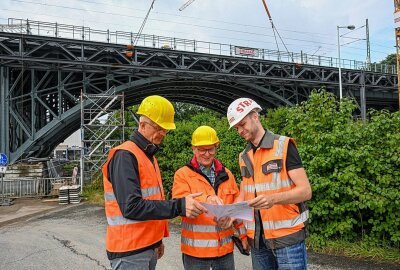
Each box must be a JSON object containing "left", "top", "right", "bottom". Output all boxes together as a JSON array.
[{"left": 5, "top": 1, "right": 394, "bottom": 57}]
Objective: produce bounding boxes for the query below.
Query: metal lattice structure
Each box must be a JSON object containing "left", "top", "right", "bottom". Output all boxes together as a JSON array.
[
  {"left": 80, "top": 89, "right": 124, "bottom": 185},
  {"left": 0, "top": 19, "right": 398, "bottom": 164}
]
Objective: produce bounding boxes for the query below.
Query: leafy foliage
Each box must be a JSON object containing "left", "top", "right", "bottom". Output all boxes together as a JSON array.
[
  {"left": 157, "top": 90, "right": 400, "bottom": 248},
  {"left": 89, "top": 89, "right": 399, "bottom": 249},
  {"left": 379, "top": 53, "right": 396, "bottom": 66}
]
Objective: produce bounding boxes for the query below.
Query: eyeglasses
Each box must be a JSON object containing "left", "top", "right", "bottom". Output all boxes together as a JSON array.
[
  {"left": 196, "top": 147, "right": 216, "bottom": 155},
  {"left": 143, "top": 121, "right": 169, "bottom": 134}
]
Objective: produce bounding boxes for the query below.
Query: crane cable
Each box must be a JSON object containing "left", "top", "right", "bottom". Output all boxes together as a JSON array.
[
  {"left": 261, "top": 0, "right": 294, "bottom": 62},
  {"left": 179, "top": 0, "right": 196, "bottom": 11},
  {"left": 133, "top": 0, "right": 155, "bottom": 45}
]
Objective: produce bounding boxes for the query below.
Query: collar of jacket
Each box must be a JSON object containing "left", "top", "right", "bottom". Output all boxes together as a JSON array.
[
  {"left": 244, "top": 130, "right": 276, "bottom": 154},
  {"left": 186, "top": 156, "right": 228, "bottom": 181},
  {"left": 188, "top": 156, "right": 223, "bottom": 172},
  {"left": 130, "top": 129, "right": 160, "bottom": 157},
  {"left": 186, "top": 157, "right": 229, "bottom": 190}
]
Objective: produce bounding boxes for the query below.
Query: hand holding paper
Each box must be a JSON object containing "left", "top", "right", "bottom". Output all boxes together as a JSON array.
[{"left": 201, "top": 202, "right": 253, "bottom": 221}]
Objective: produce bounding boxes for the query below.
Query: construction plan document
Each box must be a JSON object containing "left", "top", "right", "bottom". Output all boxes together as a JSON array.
[{"left": 201, "top": 202, "right": 253, "bottom": 221}]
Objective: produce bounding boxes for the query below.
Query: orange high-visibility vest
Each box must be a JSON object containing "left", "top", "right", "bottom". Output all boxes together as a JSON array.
[
  {"left": 172, "top": 161, "right": 246, "bottom": 258},
  {"left": 239, "top": 134, "right": 308, "bottom": 248},
  {"left": 102, "top": 141, "right": 169, "bottom": 253}
]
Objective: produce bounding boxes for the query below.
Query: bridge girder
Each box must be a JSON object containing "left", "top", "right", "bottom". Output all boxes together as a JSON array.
[{"left": 0, "top": 32, "right": 398, "bottom": 163}]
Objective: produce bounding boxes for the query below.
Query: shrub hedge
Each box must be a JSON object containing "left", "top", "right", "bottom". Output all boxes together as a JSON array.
[{"left": 156, "top": 90, "right": 400, "bottom": 247}]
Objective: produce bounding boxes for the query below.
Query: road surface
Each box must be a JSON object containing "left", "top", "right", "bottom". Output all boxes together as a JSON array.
[{"left": 0, "top": 203, "right": 397, "bottom": 270}]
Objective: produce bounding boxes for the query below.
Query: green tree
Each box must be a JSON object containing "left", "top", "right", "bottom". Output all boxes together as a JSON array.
[
  {"left": 379, "top": 53, "right": 396, "bottom": 66},
  {"left": 173, "top": 102, "right": 209, "bottom": 121},
  {"left": 157, "top": 89, "right": 400, "bottom": 247}
]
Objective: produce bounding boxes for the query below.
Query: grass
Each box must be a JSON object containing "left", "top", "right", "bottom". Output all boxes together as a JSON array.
[
  {"left": 307, "top": 235, "right": 400, "bottom": 265},
  {"left": 81, "top": 174, "right": 104, "bottom": 205}
]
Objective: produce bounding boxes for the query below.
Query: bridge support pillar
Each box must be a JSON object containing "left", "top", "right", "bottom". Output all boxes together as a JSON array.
[{"left": 0, "top": 67, "right": 10, "bottom": 157}]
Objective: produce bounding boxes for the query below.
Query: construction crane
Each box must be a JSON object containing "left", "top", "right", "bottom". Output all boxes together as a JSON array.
[
  {"left": 133, "top": 0, "right": 155, "bottom": 45},
  {"left": 126, "top": 0, "right": 156, "bottom": 58},
  {"left": 261, "top": 0, "right": 293, "bottom": 62},
  {"left": 395, "top": 0, "right": 400, "bottom": 110},
  {"left": 179, "top": 0, "right": 196, "bottom": 11}
]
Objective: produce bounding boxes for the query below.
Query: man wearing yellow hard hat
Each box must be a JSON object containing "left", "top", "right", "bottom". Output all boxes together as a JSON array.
[
  {"left": 102, "top": 95, "right": 208, "bottom": 270},
  {"left": 172, "top": 126, "right": 249, "bottom": 270}
]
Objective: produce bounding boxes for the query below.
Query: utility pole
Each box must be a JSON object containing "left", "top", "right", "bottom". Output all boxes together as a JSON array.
[
  {"left": 365, "top": 19, "right": 371, "bottom": 65},
  {"left": 395, "top": 0, "right": 400, "bottom": 110}
]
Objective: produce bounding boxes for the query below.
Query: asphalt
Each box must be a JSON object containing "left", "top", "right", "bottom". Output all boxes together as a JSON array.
[
  {"left": 0, "top": 197, "right": 70, "bottom": 227},
  {"left": 0, "top": 198, "right": 399, "bottom": 270}
]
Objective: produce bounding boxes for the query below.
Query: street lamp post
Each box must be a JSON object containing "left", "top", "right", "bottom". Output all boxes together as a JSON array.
[{"left": 337, "top": 25, "right": 355, "bottom": 99}]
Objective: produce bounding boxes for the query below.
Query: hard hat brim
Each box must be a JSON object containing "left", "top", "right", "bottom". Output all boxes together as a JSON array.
[{"left": 159, "top": 122, "right": 176, "bottom": 130}]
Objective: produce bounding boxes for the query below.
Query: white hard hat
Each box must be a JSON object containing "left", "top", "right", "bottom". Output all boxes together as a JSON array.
[{"left": 227, "top": 98, "right": 262, "bottom": 128}]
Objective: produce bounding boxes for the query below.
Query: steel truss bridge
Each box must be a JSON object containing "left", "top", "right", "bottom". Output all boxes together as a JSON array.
[{"left": 0, "top": 19, "right": 398, "bottom": 163}]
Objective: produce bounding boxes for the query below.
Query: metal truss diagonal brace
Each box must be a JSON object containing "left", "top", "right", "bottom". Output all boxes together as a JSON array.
[
  {"left": 88, "top": 95, "right": 119, "bottom": 125},
  {"left": 240, "top": 82, "right": 294, "bottom": 106}
]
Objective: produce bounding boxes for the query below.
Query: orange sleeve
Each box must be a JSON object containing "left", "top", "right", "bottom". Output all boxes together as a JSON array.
[
  {"left": 172, "top": 168, "right": 192, "bottom": 199},
  {"left": 172, "top": 168, "right": 209, "bottom": 203}
]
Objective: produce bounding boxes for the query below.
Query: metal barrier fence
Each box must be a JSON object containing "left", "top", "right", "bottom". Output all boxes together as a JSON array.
[
  {"left": 0, "top": 177, "right": 72, "bottom": 198},
  {"left": 1, "top": 18, "right": 396, "bottom": 74}
]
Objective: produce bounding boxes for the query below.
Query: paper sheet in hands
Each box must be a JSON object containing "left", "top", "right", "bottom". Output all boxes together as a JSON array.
[{"left": 201, "top": 202, "right": 253, "bottom": 221}]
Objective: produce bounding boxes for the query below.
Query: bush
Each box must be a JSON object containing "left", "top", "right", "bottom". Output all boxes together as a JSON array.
[
  {"left": 263, "top": 90, "right": 400, "bottom": 246},
  {"left": 156, "top": 89, "right": 400, "bottom": 247}
]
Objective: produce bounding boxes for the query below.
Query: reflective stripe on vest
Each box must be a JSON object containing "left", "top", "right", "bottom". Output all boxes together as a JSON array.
[
  {"left": 104, "top": 186, "right": 160, "bottom": 202},
  {"left": 141, "top": 186, "right": 161, "bottom": 198},
  {"left": 238, "top": 226, "right": 247, "bottom": 236},
  {"left": 182, "top": 222, "right": 220, "bottom": 233},
  {"left": 244, "top": 210, "right": 309, "bottom": 231},
  {"left": 275, "top": 136, "right": 286, "bottom": 157},
  {"left": 243, "top": 179, "right": 294, "bottom": 193},
  {"left": 107, "top": 216, "right": 145, "bottom": 226},
  {"left": 104, "top": 192, "right": 116, "bottom": 201},
  {"left": 104, "top": 190, "right": 157, "bottom": 226},
  {"left": 181, "top": 235, "right": 232, "bottom": 247}
]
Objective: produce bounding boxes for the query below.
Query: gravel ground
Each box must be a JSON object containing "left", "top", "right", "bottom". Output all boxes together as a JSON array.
[{"left": 0, "top": 203, "right": 398, "bottom": 270}]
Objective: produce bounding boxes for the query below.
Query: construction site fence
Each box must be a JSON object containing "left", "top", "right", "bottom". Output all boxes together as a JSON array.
[
  {"left": 0, "top": 177, "right": 74, "bottom": 198},
  {"left": 1, "top": 18, "right": 395, "bottom": 74}
]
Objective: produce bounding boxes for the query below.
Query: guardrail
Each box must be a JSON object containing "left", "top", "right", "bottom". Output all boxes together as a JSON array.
[
  {"left": 0, "top": 18, "right": 396, "bottom": 74},
  {"left": 0, "top": 177, "right": 73, "bottom": 198}
]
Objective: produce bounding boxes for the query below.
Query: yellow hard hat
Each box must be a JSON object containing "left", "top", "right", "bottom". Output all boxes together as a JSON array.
[
  {"left": 137, "top": 95, "right": 176, "bottom": 130},
  {"left": 191, "top": 126, "right": 220, "bottom": 146}
]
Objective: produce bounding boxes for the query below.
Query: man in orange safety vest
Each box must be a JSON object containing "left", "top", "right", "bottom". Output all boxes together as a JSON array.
[
  {"left": 227, "top": 97, "right": 312, "bottom": 270},
  {"left": 173, "top": 125, "right": 249, "bottom": 270},
  {"left": 102, "top": 95, "right": 207, "bottom": 270}
]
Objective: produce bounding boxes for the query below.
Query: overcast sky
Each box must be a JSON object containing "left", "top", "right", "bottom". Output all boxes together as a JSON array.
[{"left": 2, "top": 0, "right": 396, "bottom": 63}]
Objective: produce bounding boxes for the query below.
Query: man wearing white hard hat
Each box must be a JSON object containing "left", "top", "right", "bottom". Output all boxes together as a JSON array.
[{"left": 227, "top": 97, "right": 312, "bottom": 270}]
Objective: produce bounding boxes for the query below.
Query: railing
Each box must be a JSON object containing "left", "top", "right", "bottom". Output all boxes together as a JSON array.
[
  {"left": 0, "top": 18, "right": 396, "bottom": 74},
  {"left": 0, "top": 177, "right": 72, "bottom": 198}
]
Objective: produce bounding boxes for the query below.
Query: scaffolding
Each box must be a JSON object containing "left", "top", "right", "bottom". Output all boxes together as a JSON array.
[{"left": 80, "top": 88, "right": 125, "bottom": 189}]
